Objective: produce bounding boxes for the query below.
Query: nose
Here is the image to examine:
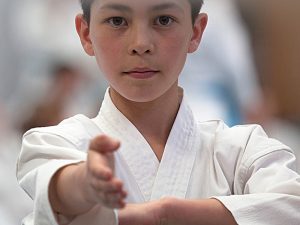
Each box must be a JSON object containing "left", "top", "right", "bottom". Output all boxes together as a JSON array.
[{"left": 127, "top": 25, "right": 154, "bottom": 55}]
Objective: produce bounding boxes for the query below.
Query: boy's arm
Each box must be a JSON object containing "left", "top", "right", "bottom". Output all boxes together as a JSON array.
[
  {"left": 49, "top": 135, "right": 127, "bottom": 217},
  {"left": 164, "top": 198, "right": 237, "bottom": 225},
  {"left": 118, "top": 198, "right": 237, "bottom": 225}
]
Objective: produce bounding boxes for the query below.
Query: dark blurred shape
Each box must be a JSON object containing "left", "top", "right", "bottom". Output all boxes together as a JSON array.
[
  {"left": 21, "top": 63, "right": 81, "bottom": 133},
  {"left": 180, "top": 0, "right": 262, "bottom": 126},
  {"left": 237, "top": 0, "right": 300, "bottom": 123},
  {"left": 237, "top": 0, "right": 300, "bottom": 171}
]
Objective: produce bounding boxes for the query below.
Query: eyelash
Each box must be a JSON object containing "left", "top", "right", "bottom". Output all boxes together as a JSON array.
[
  {"left": 154, "top": 16, "right": 175, "bottom": 27},
  {"left": 106, "top": 17, "right": 127, "bottom": 28},
  {"left": 105, "top": 16, "right": 176, "bottom": 28}
]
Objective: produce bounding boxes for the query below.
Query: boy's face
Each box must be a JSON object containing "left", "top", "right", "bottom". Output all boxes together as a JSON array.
[{"left": 76, "top": 0, "right": 207, "bottom": 102}]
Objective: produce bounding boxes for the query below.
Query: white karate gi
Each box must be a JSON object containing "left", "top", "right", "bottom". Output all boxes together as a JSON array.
[{"left": 17, "top": 89, "right": 300, "bottom": 225}]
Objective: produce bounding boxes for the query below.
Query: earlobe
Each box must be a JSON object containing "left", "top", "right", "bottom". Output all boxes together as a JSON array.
[
  {"left": 75, "top": 14, "right": 95, "bottom": 56},
  {"left": 188, "top": 13, "right": 208, "bottom": 53}
]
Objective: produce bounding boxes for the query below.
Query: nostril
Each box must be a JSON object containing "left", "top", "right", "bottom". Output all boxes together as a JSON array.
[
  {"left": 130, "top": 46, "right": 153, "bottom": 55},
  {"left": 131, "top": 49, "right": 150, "bottom": 55}
]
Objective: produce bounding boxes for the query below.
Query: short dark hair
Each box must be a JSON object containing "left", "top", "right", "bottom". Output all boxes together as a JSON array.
[{"left": 80, "top": 0, "right": 204, "bottom": 24}]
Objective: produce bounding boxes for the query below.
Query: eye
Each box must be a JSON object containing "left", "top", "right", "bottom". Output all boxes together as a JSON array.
[
  {"left": 155, "top": 16, "right": 175, "bottom": 26},
  {"left": 106, "top": 17, "right": 127, "bottom": 27}
]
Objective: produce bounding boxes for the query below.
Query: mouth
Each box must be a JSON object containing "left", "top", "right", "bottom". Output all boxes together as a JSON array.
[{"left": 123, "top": 68, "right": 159, "bottom": 79}]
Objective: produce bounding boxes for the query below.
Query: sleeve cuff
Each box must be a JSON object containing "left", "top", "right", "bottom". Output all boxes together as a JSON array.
[
  {"left": 114, "top": 209, "right": 119, "bottom": 225},
  {"left": 33, "top": 160, "right": 84, "bottom": 225}
]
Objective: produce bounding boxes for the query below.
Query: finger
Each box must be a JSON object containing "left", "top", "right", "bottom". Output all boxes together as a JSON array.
[
  {"left": 109, "top": 178, "right": 124, "bottom": 191},
  {"left": 108, "top": 187, "right": 127, "bottom": 209},
  {"left": 120, "top": 189, "right": 127, "bottom": 198},
  {"left": 108, "top": 178, "right": 127, "bottom": 198},
  {"left": 88, "top": 149, "right": 118, "bottom": 179},
  {"left": 89, "top": 134, "right": 120, "bottom": 154},
  {"left": 106, "top": 187, "right": 127, "bottom": 201},
  {"left": 102, "top": 192, "right": 126, "bottom": 209},
  {"left": 91, "top": 178, "right": 123, "bottom": 192},
  {"left": 117, "top": 199, "right": 126, "bottom": 209},
  {"left": 88, "top": 161, "right": 113, "bottom": 180}
]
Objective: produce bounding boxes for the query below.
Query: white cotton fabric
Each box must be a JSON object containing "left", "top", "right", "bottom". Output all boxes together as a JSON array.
[{"left": 17, "top": 89, "right": 300, "bottom": 225}]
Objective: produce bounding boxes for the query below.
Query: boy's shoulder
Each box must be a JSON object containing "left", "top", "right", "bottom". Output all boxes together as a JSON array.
[
  {"left": 23, "top": 114, "right": 101, "bottom": 148},
  {"left": 196, "top": 119, "right": 262, "bottom": 135},
  {"left": 197, "top": 119, "right": 280, "bottom": 145},
  {"left": 197, "top": 119, "right": 292, "bottom": 162}
]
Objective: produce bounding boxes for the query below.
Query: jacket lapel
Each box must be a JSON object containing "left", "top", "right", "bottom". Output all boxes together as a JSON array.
[
  {"left": 150, "top": 97, "right": 199, "bottom": 200},
  {"left": 94, "top": 89, "right": 159, "bottom": 202},
  {"left": 93, "top": 89, "right": 199, "bottom": 202}
]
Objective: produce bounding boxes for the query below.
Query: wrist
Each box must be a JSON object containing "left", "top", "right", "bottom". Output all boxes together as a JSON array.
[{"left": 49, "top": 162, "right": 98, "bottom": 217}]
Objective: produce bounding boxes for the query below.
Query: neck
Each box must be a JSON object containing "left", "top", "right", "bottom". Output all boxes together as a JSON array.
[{"left": 109, "top": 85, "right": 182, "bottom": 160}]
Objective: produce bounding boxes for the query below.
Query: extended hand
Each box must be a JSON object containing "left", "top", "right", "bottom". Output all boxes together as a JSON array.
[{"left": 83, "top": 134, "right": 127, "bottom": 209}]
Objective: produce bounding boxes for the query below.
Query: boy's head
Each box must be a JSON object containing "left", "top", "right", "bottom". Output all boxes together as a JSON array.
[
  {"left": 80, "top": 0, "right": 204, "bottom": 24},
  {"left": 76, "top": 0, "right": 207, "bottom": 103}
]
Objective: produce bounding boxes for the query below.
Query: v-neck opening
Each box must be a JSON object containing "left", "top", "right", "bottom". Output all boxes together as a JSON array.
[{"left": 93, "top": 88, "right": 199, "bottom": 201}]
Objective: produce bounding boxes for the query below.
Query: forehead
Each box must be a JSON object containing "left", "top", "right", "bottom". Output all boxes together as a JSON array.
[{"left": 92, "top": 0, "right": 191, "bottom": 13}]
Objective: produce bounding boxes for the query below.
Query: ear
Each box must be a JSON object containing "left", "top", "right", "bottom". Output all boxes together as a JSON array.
[
  {"left": 188, "top": 13, "right": 208, "bottom": 53},
  {"left": 75, "top": 14, "right": 95, "bottom": 56}
]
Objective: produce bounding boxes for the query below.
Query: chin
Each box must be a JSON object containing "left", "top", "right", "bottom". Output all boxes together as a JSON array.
[
  {"left": 120, "top": 88, "right": 164, "bottom": 103},
  {"left": 125, "top": 93, "right": 160, "bottom": 103}
]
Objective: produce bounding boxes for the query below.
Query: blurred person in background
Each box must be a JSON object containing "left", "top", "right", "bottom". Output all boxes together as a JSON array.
[
  {"left": 237, "top": 0, "right": 300, "bottom": 171},
  {"left": 2, "top": 57, "right": 100, "bottom": 225},
  {"left": 180, "top": 0, "right": 262, "bottom": 126},
  {"left": 20, "top": 63, "right": 86, "bottom": 133},
  {"left": 7, "top": 0, "right": 107, "bottom": 127},
  {"left": 0, "top": 0, "right": 34, "bottom": 224},
  {"left": 1, "top": 0, "right": 106, "bottom": 224}
]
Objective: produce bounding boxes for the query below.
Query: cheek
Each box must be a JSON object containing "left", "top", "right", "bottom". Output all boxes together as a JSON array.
[
  {"left": 159, "top": 33, "right": 190, "bottom": 67},
  {"left": 92, "top": 36, "right": 124, "bottom": 69},
  {"left": 162, "top": 30, "right": 190, "bottom": 54}
]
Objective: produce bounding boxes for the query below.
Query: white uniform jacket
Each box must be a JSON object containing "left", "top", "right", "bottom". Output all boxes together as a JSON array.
[{"left": 17, "top": 90, "right": 300, "bottom": 225}]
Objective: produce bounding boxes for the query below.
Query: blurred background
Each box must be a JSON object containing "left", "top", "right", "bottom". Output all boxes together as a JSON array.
[{"left": 0, "top": 0, "right": 299, "bottom": 224}]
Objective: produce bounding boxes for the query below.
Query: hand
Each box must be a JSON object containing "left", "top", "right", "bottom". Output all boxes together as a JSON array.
[
  {"left": 118, "top": 200, "right": 168, "bottom": 225},
  {"left": 82, "top": 134, "right": 127, "bottom": 209}
]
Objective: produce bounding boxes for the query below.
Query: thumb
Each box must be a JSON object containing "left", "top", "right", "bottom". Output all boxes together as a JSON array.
[{"left": 89, "top": 134, "right": 120, "bottom": 154}]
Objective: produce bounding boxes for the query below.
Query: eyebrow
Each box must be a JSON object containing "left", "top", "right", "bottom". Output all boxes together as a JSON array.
[
  {"left": 151, "top": 3, "right": 184, "bottom": 13},
  {"left": 99, "top": 3, "right": 132, "bottom": 12},
  {"left": 98, "top": 2, "right": 184, "bottom": 13}
]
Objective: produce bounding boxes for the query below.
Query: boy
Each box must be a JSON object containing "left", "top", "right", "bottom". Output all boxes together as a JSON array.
[{"left": 17, "top": 0, "right": 300, "bottom": 224}]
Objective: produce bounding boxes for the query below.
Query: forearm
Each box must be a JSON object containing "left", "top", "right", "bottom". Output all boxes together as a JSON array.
[
  {"left": 49, "top": 162, "right": 95, "bottom": 216},
  {"left": 163, "top": 198, "right": 237, "bottom": 225}
]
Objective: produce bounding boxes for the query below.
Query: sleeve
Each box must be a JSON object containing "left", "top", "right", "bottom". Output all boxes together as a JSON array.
[
  {"left": 17, "top": 130, "right": 117, "bottom": 225},
  {"left": 17, "top": 130, "right": 87, "bottom": 225},
  {"left": 214, "top": 125, "right": 300, "bottom": 225}
]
